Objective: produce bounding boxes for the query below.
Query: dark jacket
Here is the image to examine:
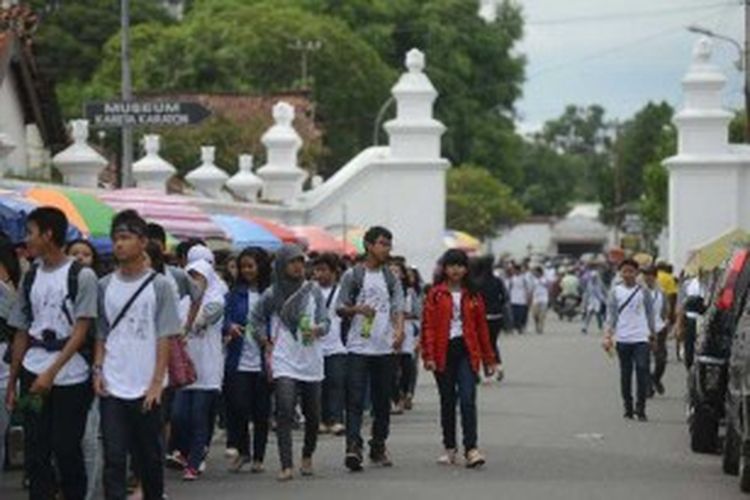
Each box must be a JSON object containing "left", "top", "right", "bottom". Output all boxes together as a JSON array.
[{"left": 223, "top": 284, "right": 256, "bottom": 373}]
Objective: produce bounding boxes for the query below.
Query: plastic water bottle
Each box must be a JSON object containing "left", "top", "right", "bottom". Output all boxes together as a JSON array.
[
  {"left": 362, "top": 315, "right": 374, "bottom": 339},
  {"left": 299, "top": 316, "right": 313, "bottom": 346}
]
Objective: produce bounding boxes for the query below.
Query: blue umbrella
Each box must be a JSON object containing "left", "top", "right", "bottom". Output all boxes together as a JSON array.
[
  {"left": 0, "top": 194, "right": 83, "bottom": 245},
  {"left": 211, "top": 214, "right": 282, "bottom": 251}
]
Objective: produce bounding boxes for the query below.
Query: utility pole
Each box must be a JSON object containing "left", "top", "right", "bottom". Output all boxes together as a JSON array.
[
  {"left": 289, "top": 39, "right": 322, "bottom": 90},
  {"left": 121, "top": 0, "right": 133, "bottom": 188}
]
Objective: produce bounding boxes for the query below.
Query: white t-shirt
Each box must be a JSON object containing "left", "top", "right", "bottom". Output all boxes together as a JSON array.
[
  {"left": 685, "top": 277, "right": 705, "bottom": 319},
  {"left": 270, "top": 295, "right": 325, "bottom": 382},
  {"left": 449, "top": 291, "right": 463, "bottom": 339},
  {"left": 238, "top": 290, "right": 263, "bottom": 372},
  {"left": 346, "top": 270, "right": 395, "bottom": 356},
  {"left": 509, "top": 275, "right": 530, "bottom": 305},
  {"left": 400, "top": 291, "right": 419, "bottom": 355},
  {"left": 532, "top": 276, "right": 549, "bottom": 305},
  {"left": 613, "top": 285, "right": 650, "bottom": 343},
  {"left": 9, "top": 259, "right": 98, "bottom": 386},
  {"left": 319, "top": 285, "right": 346, "bottom": 357},
  {"left": 186, "top": 304, "right": 225, "bottom": 391},
  {"left": 649, "top": 287, "right": 667, "bottom": 332},
  {"left": 98, "top": 271, "right": 181, "bottom": 400}
]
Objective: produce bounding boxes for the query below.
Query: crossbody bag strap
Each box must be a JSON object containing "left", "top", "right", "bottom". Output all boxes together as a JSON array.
[
  {"left": 110, "top": 272, "right": 158, "bottom": 332},
  {"left": 618, "top": 285, "right": 641, "bottom": 315}
]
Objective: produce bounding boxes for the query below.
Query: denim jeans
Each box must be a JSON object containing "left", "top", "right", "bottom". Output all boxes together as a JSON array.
[
  {"left": 434, "top": 339, "right": 479, "bottom": 451},
  {"left": 171, "top": 389, "right": 219, "bottom": 470},
  {"left": 100, "top": 396, "right": 164, "bottom": 500},
  {"left": 393, "top": 353, "right": 415, "bottom": 403},
  {"left": 20, "top": 368, "right": 92, "bottom": 500},
  {"left": 223, "top": 370, "right": 271, "bottom": 461},
  {"left": 274, "top": 377, "right": 320, "bottom": 469},
  {"left": 511, "top": 304, "right": 529, "bottom": 333},
  {"left": 322, "top": 354, "right": 347, "bottom": 426},
  {"left": 616, "top": 342, "right": 651, "bottom": 414},
  {"left": 345, "top": 354, "right": 395, "bottom": 452}
]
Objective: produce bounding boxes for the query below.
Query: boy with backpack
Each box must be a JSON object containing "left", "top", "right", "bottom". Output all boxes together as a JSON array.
[
  {"left": 5, "top": 207, "right": 99, "bottom": 500},
  {"left": 337, "top": 226, "right": 405, "bottom": 472},
  {"left": 94, "top": 210, "right": 182, "bottom": 499}
]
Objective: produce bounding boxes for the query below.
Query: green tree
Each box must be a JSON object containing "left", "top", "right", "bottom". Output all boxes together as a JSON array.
[
  {"left": 446, "top": 165, "right": 526, "bottom": 240},
  {"left": 639, "top": 122, "right": 676, "bottom": 248},
  {"left": 730, "top": 109, "right": 747, "bottom": 143},
  {"left": 82, "top": 3, "right": 394, "bottom": 176}
]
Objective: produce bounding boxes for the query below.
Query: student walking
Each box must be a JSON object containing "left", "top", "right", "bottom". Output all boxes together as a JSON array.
[
  {"left": 508, "top": 264, "right": 532, "bottom": 334},
  {"left": 249, "top": 244, "right": 330, "bottom": 481},
  {"left": 603, "top": 259, "right": 656, "bottom": 421},
  {"left": 94, "top": 210, "right": 182, "bottom": 500},
  {"left": 643, "top": 267, "right": 670, "bottom": 396},
  {"left": 530, "top": 266, "right": 549, "bottom": 335},
  {"left": 313, "top": 253, "right": 347, "bottom": 435},
  {"left": 337, "top": 227, "right": 405, "bottom": 472},
  {"left": 223, "top": 247, "right": 273, "bottom": 472},
  {"left": 6, "top": 207, "right": 98, "bottom": 500},
  {"left": 172, "top": 259, "right": 226, "bottom": 480},
  {"left": 471, "top": 256, "right": 509, "bottom": 382},
  {"left": 421, "top": 249, "right": 497, "bottom": 467},
  {"left": 389, "top": 259, "right": 420, "bottom": 414}
]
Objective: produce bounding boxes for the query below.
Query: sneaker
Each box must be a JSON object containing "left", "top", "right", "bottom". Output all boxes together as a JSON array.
[
  {"left": 636, "top": 412, "right": 648, "bottom": 422},
  {"left": 370, "top": 447, "right": 393, "bottom": 467},
  {"left": 224, "top": 448, "right": 239, "bottom": 459},
  {"left": 465, "top": 449, "right": 486, "bottom": 468},
  {"left": 198, "top": 460, "right": 207, "bottom": 474},
  {"left": 391, "top": 401, "right": 405, "bottom": 415},
  {"left": 330, "top": 423, "right": 346, "bottom": 436},
  {"left": 300, "top": 457, "right": 314, "bottom": 476},
  {"left": 251, "top": 461, "right": 265, "bottom": 474},
  {"left": 653, "top": 379, "right": 665, "bottom": 395},
  {"left": 404, "top": 395, "right": 413, "bottom": 411},
  {"left": 437, "top": 449, "right": 458, "bottom": 465},
  {"left": 345, "top": 447, "right": 363, "bottom": 472},
  {"left": 319, "top": 424, "right": 331, "bottom": 435},
  {"left": 166, "top": 451, "right": 187, "bottom": 470},
  {"left": 229, "top": 455, "right": 249, "bottom": 473},
  {"left": 623, "top": 410, "right": 634, "bottom": 420},
  {"left": 277, "top": 468, "right": 294, "bottom": 482},
  {"left": 496, "top": 367, "right": 505, "bottom": 383},
  {"left": 182, "top": 468, "right": 199, "bottom": 481}
]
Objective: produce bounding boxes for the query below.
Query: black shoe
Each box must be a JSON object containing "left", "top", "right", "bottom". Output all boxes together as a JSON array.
[
  {"left": 653, "top": 379, "right": 665, "bottom": 395},
  {"left": 623, "top": 410, "right": 634, "bottom": 420},
  {"left": 647, "top": 386, "right": 655, "bottom": 399},
  {"left": 345, "top": 446, "right": 363, "bottom": 472},
  {"left": 636, "top": 412, "right": 648, "bottom": 422}
]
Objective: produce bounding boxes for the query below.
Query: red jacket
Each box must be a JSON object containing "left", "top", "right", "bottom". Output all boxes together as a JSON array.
[{"left": 421, "top": 284, "right": 497, "bottom": 374}]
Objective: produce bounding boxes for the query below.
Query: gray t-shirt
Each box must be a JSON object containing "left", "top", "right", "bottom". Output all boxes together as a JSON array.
[
  {"left": 8, "top": 259, "right": 98, "bottom": 385},
  {"left": 97, "top": 270, "right": 181, "bottom": 399},
  {"left": 167, "top": 265, "right": 201, "bottom": 302}
]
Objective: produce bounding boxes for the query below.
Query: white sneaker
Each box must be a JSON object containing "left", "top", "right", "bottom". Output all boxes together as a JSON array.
[{"left": 437, "top": 449, "right": 457, "bottom": 465}]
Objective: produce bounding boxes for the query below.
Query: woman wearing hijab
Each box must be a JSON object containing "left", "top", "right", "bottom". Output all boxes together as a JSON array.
[
  {"left": 172, "top": 259, "right": 226, "bottom": 481},
  {"left": 249, "top": 245, "right": 330, "bottom": 481}
]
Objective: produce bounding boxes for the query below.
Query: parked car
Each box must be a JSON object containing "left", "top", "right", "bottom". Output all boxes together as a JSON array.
[{"left": 689, "top": 249, "right": 750, "bottom": 455}]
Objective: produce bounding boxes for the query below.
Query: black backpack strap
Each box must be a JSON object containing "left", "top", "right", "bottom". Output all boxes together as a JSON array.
[
  {"left": 326, "top": 284, "right": 338, "bottom": 309},
  {"left": 21, "top": 264, "right": 38, "bottom": 325},
  {"left": 61, "top": 260, "right": 83, "bottom": 325},
  {"left": 110, "top": 272, "right": 158, "bottom": 332}
]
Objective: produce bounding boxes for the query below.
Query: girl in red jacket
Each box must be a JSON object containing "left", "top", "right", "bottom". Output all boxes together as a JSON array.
[{"left": 422, "top": 249, "right": 497, "bottom": 468}]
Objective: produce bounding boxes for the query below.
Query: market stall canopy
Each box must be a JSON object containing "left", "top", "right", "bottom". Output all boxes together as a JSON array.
[
  {"left": 684, "top": 228, "right": 750, "bottom": 276},
  {"left": 211, "top": 214, "right": 282, "bottom": 251},
  {"left": 246, "top": 216, "right": 300, "bottom": 244},
  {"left": 0, "top": 188, "right": 85, "bottom": 246},
  {"left": 291, "top": 226, "right": 358, "bottom": 255},
  {"left": 98, "top": 189, "right": 229, "bottom": 245},
  {"left": 444, "top": 229, "right": 481, "bottom": 253},
  {"left": 24, "top": 187, "right": 114, "bottom": 252}
]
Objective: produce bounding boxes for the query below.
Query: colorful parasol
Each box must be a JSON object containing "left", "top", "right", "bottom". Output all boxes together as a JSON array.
[
  {"left": 684, "top": 228, "right": 750, "bottom": 275},
  {"left": 211, "top": 215, "right": 282, "bottom": 251},
  {"left": 98, "top": 189, "right": 229, "bottom": 244},
  {"left": 291, "top": 226, "right": 358, "bottom": 256},
  {"left": 444, "top": 229, "right": 482, "bottom": 253},
  {"left": 246, "top": 216, "right": 300, "bottom": 244},
  {"left": 340, "top": 226, "right": 366, "bottom": 253}
]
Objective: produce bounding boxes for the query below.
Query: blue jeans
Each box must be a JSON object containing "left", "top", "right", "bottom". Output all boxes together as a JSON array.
[
  {"left": 434, "top": 339, "right": 479, "bottom": 451},
  {"left": 171, "top": 389, "right": 219, "bottom": 470},
  {"left": 616, "top": 342, "right": 651, "bottom": 414},
  {"left": 345, "top": 354, "right": 395, "bottom": 452},
  {"left": 322, "top": 354, "right": 347, "bottom": 426},
  {"left": 100, "top": 396, "right": 164, "bottom": 500}
]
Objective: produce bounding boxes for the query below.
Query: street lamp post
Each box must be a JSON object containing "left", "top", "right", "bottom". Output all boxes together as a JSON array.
[{"left": 687, "top": 24, "right": 750, "bottom": 143}]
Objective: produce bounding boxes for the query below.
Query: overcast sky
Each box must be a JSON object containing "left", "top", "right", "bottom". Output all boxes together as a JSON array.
[{"left": 512, "top": 0, "right": 744, "bottom": 132}]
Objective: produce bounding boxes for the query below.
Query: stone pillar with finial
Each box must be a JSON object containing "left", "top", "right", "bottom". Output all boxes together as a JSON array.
[
  {"left": 133, "top": 134, "right": 176, "bottom": 192},
  {"left": 226, "top": 154, "right": 263, "bottom": 201},
  {"left": 185, "top": 146, "right": 229, "bottom": 198},
  {"left": 256, "top": 101, "right": 307, "bottom": 203},
  {"left": 384, "top": 48, "right": 446, "bottom": 161},
  {"left": 52, "top": 120, "right": 108, "bottom": 188}
]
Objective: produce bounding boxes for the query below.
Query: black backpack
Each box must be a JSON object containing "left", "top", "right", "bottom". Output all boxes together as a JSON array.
[{"left": 21, "top": 260, "right": 94, "bottom": 364}]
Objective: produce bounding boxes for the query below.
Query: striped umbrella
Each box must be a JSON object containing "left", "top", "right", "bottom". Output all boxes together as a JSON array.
[
  {"left": 246, "top": 216, "right": 300, "bottom": 244},
  {"left": 98, "top": 189, "right": 229, "bottom": 244},
  {"left": 211, "top": 214, "right": 282, "bottom": 251}
]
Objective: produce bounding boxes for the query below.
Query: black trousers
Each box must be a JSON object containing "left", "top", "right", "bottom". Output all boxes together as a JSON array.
[
  {"left": 487, "top": 319, "right": 503, "bottom": 363},
  {"left": 223, "top": 370, "right": 271, "bottom": 461},
  {"left": 100, "top": 396, "right": 164, "bottom": 500},
  {"left": 345, "top": 354, "right": 395, "bottom": 452},
  {"left": 684, "top": 317, "right": 697, "bottom": 370},
  {"left": 652, "top": 327, "right": 669, "bottom": 384},
  {"left": 322, "top": 354, "right": 347, "bottom": 426},
  {"left": 392, "top": 353, "right": 416, "bottom": 403},
  {"left": 20, "top": 368, "right": 92, "bottom": 500}
]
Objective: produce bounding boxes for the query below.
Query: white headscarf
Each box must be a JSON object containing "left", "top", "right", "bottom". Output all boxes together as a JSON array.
[{"left": 186, "top": 259, "right": 225, "bottom": 306}]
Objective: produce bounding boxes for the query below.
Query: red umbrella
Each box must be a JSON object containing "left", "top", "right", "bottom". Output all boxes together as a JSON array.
[
  {"left": 246, "top": 216, "right": 300, "bottom": 244},
  {"left": 291, "top": 226, "right": 358, "bottom": 256}
]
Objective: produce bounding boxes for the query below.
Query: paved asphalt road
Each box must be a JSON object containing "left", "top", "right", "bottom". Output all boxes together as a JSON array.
[{"left": 1, "top": 317, "right": 745, "bottom": 499}]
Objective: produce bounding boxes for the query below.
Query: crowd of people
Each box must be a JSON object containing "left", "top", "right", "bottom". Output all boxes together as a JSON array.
[{"left": 0, "top": 206, "right": 502, "bottom": 500}]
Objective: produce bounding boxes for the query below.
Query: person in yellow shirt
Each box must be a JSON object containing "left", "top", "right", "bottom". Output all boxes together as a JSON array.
[{"left": 655, "top": 262, "right": 679, "bottom": 360}]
